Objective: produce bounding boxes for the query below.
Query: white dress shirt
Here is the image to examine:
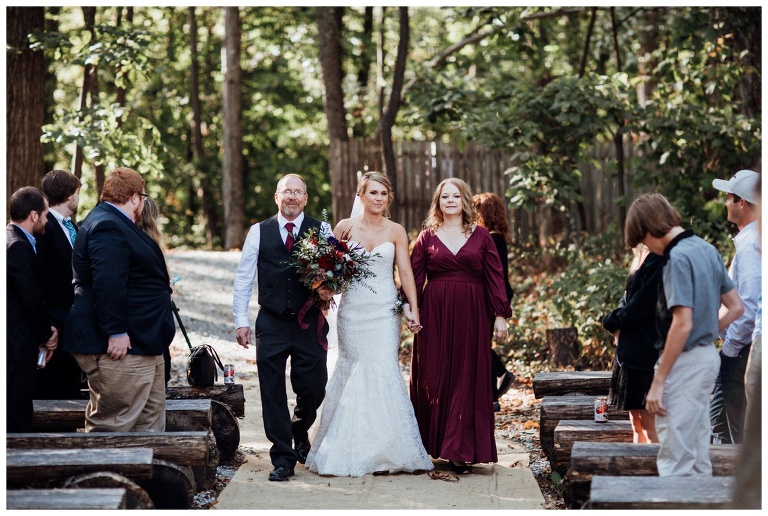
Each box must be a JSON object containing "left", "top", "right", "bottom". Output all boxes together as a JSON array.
[
  {"left": 233, "top": 212, "right": 333, "bottom": 330},
  {"left": 48, "top": 207, "right": 74, "bottom": 248}
]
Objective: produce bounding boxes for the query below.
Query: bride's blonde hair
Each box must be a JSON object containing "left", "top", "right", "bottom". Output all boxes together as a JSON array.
[{"left": 357, "top": 171, "right": 394, "bottom": 219}]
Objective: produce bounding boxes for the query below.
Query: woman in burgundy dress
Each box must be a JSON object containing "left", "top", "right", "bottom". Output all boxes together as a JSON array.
[{"left": 409, "top": 178, "right": 512, "bottom": 474}]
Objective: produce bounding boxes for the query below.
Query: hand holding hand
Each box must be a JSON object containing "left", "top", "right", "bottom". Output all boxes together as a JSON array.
[
  {"left": 107, "top": 334, "right": 132, "bottom": 361},
  {"left": 403, "top": 305, "right": 422, "bottom": 333},
  {"left": 235, "top": 327, "right": 252, "bottom": 349}
]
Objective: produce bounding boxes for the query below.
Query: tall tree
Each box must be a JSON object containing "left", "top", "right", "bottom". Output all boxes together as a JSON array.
[
  {"left": 221, "top": 7, "right": 245, "bottom": 249},
  {"left": 7, "top": 6, "right": 46, "bottom": 205},
  {"left": 70, "top": 7, "right": 97, "bottom": 181},
  {"left": 316, "top": 7, "right": 348, "bottom": 141},
  {"left": 376, "top": 7, "right": 409, "bottom": 219}
]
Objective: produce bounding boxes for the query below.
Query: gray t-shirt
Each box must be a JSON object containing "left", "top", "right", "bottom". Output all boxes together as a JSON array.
[{"left": 660, "top": 232, "right": 735, "bottom": 351}]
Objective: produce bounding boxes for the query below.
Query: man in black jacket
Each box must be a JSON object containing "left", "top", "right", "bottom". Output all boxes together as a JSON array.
[
  {"left": 7, "top": 187, "right": 58, "bottom": 432},
  {"left": 36, "top": 169, "right": 84, "bottom": 400},
  {"left": 63, "top": 167, "right": 175, "bottom": 432}
]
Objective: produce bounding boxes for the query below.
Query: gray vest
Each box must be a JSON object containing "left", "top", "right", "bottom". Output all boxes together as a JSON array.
[{"left": 257, "top": 215, "right": 322, "bottom": 315}]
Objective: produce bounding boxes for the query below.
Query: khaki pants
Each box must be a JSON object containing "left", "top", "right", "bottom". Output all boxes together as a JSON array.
[
  {"left": 655, "top": 344, "right": 720, "bottom": 476},
  {"left": 74, "top": 354, "right": 166, "bottom": 432}
]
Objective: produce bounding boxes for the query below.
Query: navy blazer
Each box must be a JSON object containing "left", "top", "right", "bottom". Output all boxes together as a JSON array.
[
  {"left": 6, "top": 224, "right": 54, "bottom": 362},
  {"left": 62, "top": 202, "right": 175, "bottom": 355},
  {"left": 36, "top": 216, "right": 76, "bottom": 328}
]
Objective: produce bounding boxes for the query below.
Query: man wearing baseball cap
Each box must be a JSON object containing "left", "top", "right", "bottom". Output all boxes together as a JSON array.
[{"left": 710, "top": 169, "right": 761, "bottom": 445}]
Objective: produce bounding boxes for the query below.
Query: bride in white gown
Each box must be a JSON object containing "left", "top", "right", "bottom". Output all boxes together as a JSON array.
[{"left": 305, "top": 172, "right": 434, "bottom": 477}]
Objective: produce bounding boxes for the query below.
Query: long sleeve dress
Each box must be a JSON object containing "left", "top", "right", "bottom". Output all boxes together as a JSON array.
[{"left": 409, "top": 226, "right": 513, "bottom": 464}]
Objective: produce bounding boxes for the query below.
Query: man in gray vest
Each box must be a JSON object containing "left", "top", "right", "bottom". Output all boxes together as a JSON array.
[{"left": 233, "top": 174, "right": 334, "bottom": 481}]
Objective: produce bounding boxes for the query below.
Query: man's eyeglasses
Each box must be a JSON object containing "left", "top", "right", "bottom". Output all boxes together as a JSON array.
[
  {"left": 138, "top": 193, "right": 149, "bottom": 199},
  {"left": 278, "top": 189, "right": 306, "bottom": 197}
]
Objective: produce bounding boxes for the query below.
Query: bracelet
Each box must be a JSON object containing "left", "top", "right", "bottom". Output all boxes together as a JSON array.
[{"left": 403, "top": 303, "right": 410, "bottom": 308}]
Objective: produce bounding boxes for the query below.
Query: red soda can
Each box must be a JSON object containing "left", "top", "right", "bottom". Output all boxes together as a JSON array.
[
  {"left": 224, "top": 364, "right": 235, "bottom": 384},
  {"left": 594, "top": 396, "right": 608, "bottom": 422}
]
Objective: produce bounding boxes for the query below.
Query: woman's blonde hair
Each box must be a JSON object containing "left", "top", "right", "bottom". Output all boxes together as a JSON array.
[
  {"left": 139, "top": 197, "right": 163, "bottom": 248},
  {"left": 357, "top": 171, "right": 394, "bottom": 218},
  {"left": 424, "top": 178, "right": 476, "bottom": 234}
]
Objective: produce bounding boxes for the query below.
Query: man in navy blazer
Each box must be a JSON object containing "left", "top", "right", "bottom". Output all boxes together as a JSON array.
[
  {"left": 36, "top": 169, "right": 85, "bottom": 400},
  {"left": 63, "top": 167, "right": 175, "bottom": 432},
  {"left": 7, "top": 187, "right": 58, "bottom": 432}
]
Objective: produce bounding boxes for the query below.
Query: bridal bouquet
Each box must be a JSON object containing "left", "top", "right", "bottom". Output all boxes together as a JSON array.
[{"left": 288, "top": 222, "right": 379, "bottom": 312}]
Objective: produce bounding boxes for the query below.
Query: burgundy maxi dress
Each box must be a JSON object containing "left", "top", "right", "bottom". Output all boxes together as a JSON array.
[{"left": 409, "top": 226, "right": 513, "bottom": 464}]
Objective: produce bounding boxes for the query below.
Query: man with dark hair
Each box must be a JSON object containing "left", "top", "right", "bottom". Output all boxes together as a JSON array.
[
  {"left": 7, "top": 187, "right": 58, "bottom": 432},
  {"left": 63, "top": 167, "right": 175, "bottom": 432},
  {"left": 709, "top": 170, "right": 761, "bottom": 445},
  {"left": 36, "top": 169, "right": 84, "bottom": 400},
  {"left": 625, "top": 193, "right": 744, "bottom": 476}
]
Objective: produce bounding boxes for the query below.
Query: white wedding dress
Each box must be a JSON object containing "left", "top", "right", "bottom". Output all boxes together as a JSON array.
[{"left": 305, "top": 242, "right": 434, "bottom": 477}]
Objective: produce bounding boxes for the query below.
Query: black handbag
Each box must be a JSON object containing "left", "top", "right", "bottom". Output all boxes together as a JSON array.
[
  {"left": 186, "top": 344, "right": 224, "bottom": 387},
  {"left": 172, "top": 299, "right": 224, "bottom": 387}
]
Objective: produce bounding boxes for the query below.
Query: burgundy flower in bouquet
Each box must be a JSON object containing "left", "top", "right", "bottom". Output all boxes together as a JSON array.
[{"left": 287, "top": 218, "right": 379, "bottom": 348}]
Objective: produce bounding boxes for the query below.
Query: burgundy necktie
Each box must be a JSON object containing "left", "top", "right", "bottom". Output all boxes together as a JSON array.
[{"left": 284, "top": 222, "right": 295, "bottom": 252}]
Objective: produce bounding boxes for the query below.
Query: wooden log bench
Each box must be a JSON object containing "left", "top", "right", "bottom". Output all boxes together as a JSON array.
[
  {"left": 7, "top": 488, "right": 130, "bottom": 510},
  {"left": 532, "top": 371, "right": 611, "bottom": 399},
  {"left": 539, "top": 395, "right": 629, "bottom": 464},
  {"left": 33, "top": 398, "right": 238, "bottom": 464},
  {"left": 166, "top": 384, "right": 245, "bottom": 418},
  {"left": 6, "top": 448, "right": 153, "bottom": 486},
  {"left": 33, "top": 399, "right": 212, "bottom": 432},
  {"left": 6, "top": 432, "right": 213, "bottom": 509},
  {"left": 552, "top": 419, "right": 632, "bottom": 474},
  {"left": 7, "top": 431, "right": 215, "bottom": 467},
  {"left": 565, "top": 442, "right": 739, "bottom": 508},
  {"left": 587, "top": 475, "right": 734, "bottom": 509}
]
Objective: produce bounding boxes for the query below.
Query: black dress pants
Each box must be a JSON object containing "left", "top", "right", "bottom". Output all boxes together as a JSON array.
[
  {"left": 7, "top": 361, "right": 37, "bottom": 432},
  {"left": 255, "top": 308, "right": 328, "bottom": 469}
]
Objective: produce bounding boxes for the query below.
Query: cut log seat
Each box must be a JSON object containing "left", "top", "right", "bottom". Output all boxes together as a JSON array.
[
  {"left": 166, "top": 384, "right": 245, "bottom": 418},
  {"left": 532, "top": 371, "right": 611, "bottom": 399},
  {"left": 587, "top": 475, "right": 734, "bottom": 509},
  {"left": 6, "top": 448, "right": 153, "bottom": 486},
  {"left": 7, "top": 488, "right": 129, "bottom": 510},
  {"left": 552, "top": 420, "right": 632, "bottom": 474},
  {"left": 539, "top": 395, "right": 629, "bottom": 464},
  {"left": 565, "top": 442, "right": 739, "bottom": 509},
  {"left": 7, "top": 431, "right": 214, "bottom": 468},
  {"left": 32, "top": 399, "right": 212, "bottom": 432}
]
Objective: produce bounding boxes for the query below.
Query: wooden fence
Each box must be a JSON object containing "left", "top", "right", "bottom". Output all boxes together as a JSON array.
[{"left": 329, "top": 138, "right": 641, "bottom": 244}]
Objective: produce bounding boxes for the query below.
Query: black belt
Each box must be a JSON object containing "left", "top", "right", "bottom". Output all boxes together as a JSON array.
[{"left": 261, "top": 306, "right": 298, "bottom": 319}]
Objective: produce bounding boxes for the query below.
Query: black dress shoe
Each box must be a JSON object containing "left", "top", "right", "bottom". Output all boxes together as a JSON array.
[
  {"left": 497, "top": 371, "right": 515, "bottom": 398},
  {"left": 493, "top": 401, "right": 501, "bottom": 412},
  {"left": 268, "top": 466, "right": 295, "bottom": 481},
  {"left": 295, "top": 441, "right": 311, "bottom": 464}
]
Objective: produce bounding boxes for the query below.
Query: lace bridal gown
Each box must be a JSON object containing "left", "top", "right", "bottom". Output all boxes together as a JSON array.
[{"left": 305, "top": 242, "right": 434, "bottom": 477}]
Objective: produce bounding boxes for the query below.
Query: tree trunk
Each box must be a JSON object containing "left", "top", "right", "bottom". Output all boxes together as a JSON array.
[
  {"left": 115, "top": 7, "right": 134, "bottom": 117},
  {"left": 377, "top": 7, "right": 409, "bottom": 221},
  {"left": 221, "top": 7, "right": 245, "bottom": 249},
  {"left": 352, "top": 6, "right": 374, "bottom": 138},
  {"left": 315, "top": 7, "right": 348, "bottom": 141},
  {"left": 577, "top": 7, "right": 598, "bottom": 78},
  {"left": 610, "top": 7, "right": 626, "bottom": 253},
  {"left": 6, "top": 6, "right": 46, "bottom": 210},
  {"left": 71, "top": 7, "right": 97, "bottom": 180},
  {"left": 188, "top": 7, "right": 213, "bottom": 247}
]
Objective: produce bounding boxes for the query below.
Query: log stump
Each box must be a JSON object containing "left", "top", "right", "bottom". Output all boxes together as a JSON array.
[
  {"left": 212, "top": 399, "right": 240, "bottom": 463},
  {"left": 63, "top": 471, "right": 154, "bottom": 509},
  {"left": 546, "top": 327, "right": 579, "bottom": 368},
  {"left": 135, "top": 459, "right": 196, "bottom": 509}
]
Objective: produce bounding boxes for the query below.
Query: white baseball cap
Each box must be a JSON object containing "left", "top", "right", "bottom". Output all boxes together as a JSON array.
[{"left": 712, "top": 170, "right": 760, "bottom": 204}]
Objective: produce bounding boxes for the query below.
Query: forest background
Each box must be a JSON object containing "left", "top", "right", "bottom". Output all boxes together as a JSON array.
[{"left": 5, "top": 5, "right": 762, "bottom": 375}]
